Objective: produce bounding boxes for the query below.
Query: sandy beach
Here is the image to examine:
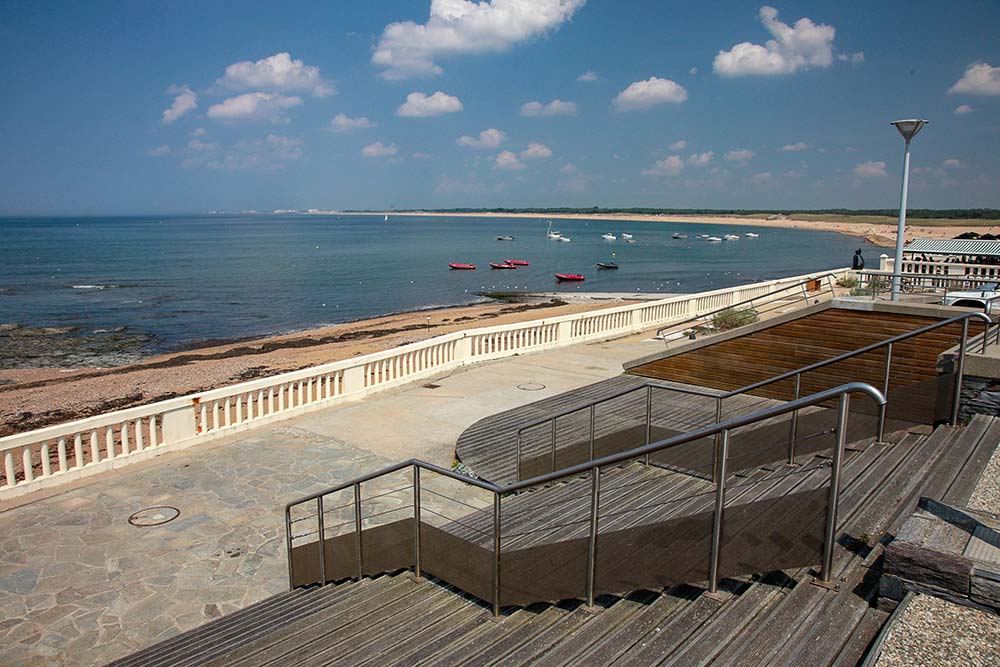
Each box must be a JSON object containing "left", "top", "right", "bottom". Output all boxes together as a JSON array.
[
  {"left": 357, "top": 211, "right": 1000, "bottom": 248},
  {"left": 0, "top": 295, "right": 638, "bottom": 437}
]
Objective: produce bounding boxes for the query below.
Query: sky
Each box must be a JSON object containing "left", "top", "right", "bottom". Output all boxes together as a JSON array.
[{"left": 0, "top": 0, "right": 998, "bottom": 215}]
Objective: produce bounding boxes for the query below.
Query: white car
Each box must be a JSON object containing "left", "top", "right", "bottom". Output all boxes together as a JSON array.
[{"left": 942, "top": 283, "right": 1000, "bottom": 314}]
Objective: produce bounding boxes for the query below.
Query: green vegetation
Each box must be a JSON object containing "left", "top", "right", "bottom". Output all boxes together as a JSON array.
[
  {"left": 836, "top": 276, "right": 859, "bottom": 289},
  {"left": 350, "top": 207, "right": 1000, "bottom": 221},
  {"left": 850, "top": 278, "right": 888, "bottom": 297},
  {"left": 712, "top": 307, "right": 759, "bottom": 331}
]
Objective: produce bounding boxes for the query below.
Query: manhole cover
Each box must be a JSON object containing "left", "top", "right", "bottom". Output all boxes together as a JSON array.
[
  {"left": 129, "top": 506, "right": 180, "bottom": 527},
  {"left": 517, "top": 382, "right": 546, "bottom": 391}
]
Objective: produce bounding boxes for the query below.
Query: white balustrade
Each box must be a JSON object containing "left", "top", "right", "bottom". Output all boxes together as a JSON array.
[{"left": 0, "top": 268, "right": 845, "bottom": 499}]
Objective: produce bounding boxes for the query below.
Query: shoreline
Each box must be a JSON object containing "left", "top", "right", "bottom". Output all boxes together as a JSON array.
[
  {"left": 0, "top": 294, "right": 643, "bottom": 437},
  {"left": 351, "top": 211, "right": 1000, "bottom": 248}
]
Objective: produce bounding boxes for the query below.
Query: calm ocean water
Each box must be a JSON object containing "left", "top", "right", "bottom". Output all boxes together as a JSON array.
[{"left": 0, "top": 214, "right": 882, "bottom": 353}]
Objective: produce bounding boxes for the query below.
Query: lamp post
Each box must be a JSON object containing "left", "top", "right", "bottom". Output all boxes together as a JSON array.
[{"left": 889, "top": 119, "right": 929, "bottom": 301}]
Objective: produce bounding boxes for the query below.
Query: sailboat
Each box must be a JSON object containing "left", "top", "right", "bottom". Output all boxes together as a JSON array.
[
  {"left": 384, "top": 214, "right": 389, "bottom": 222},
  {"left": 545, "top": 220, "right": 563, "bottom": 240}
]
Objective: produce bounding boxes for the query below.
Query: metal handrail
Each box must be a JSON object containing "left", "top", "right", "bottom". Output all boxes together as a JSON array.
[
  {"left": 285, "top": 382, "right": 885, "bottom": 615},
  {"left": 516, "top": 310, "right": 993, "bottom": 478},
  {"left": 654, "top": 271, "right": 840, "bottom": 338}
]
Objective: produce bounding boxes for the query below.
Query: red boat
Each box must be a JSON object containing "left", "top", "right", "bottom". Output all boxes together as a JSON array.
[
  {"left": 449, "top": 263, "right": 476, "bottom": 270},
  {"left": 504, "top": 259, "right": 529, "bottom": 266},
  {"left": 490, "top": 262, "right": 516, "bottom": 269},
  {"left": 555, "top": 273, "right": 585, "bottom": 281}
]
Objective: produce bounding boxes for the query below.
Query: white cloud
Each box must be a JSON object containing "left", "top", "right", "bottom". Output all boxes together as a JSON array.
[
  {"left": 688, "top": 67, "right": 698, "bottom": 75},
  {"left": 372, "top": 0, "right": 586, "bottom": 80},
  {"left": 457, "top": 128, "right": 507, "bottom": 148},
  {"left": 713, "top": 6, "right": 836, "bottom": 77},
  {"left": 954, "top": 104, "right": 975, "bottom": 115},
  {"left": 184, "top": 134, "right": 302, "bottom": 171},
  {"left": 948, "top": 63, "right": 1000, "bottom": 96},
  {"left": 148, "top": 145, "right": 171, "bottom": 156},
  {"left": 361, "top": 141, "right": 399, "bottom": 158},
  {"left": 329, "top": 113, "right": 377, "bottom": 132},
  {"left": 215, "top": 52, "right": 335, "bottom": 97},
  {"left": 613, "top": 77, "right": 688, "bottom": 111},
  {"left": 396, "top": 91, "right": 463, "bottom": 117},
  {"left": 206, "top": 92, "right": 303, "bottom": 123},
  {"left": 724, "top": 149, "right": 755, "bottom": 164},
  {"left": 780, "top": 142, "right": 809, "bottom": 152},
  {"left": 162, "top": 85, "right": 197, "bottom": 124},
  {"left": 642, "top": 155, "right": 684, "bottom": 176},
  {"left": 520, "top": 142, "right": 552, "bottom": 159},
  {"left": 853, "top": 160, "right": 887, "bottom": 178},
  {"left": 943, "top": 159, "right": 965, "bottom": 169},
  {"left": 189, "top": 127, "right": 207, "bottom": 137},
  {"left": 577, "top": 70, "right": 599, "bottom": 82},
  {"left": 687, "top": 151, "right": 714, "bottom": 167},
  {"left": 668, "top": 140, "right": 688, "bottom": 151},
  {"left": 495, "top": 150, "right": 525, "bottom": 170},
  {"left": 837, "top": 51, "right": 864, "bottom": 64},
  {"left": 520, "top": 99, "right": 577, "bottom": 116}
]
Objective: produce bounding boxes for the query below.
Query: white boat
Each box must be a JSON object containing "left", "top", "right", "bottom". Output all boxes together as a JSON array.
[
  {"left": 698, "top": 233, "right": 711, "bottom": 239},
  {"left": 546, "top": 220, "right": 563, "bottom": 239},
  {"left": 745, "top": 232, "right": 759, "bottom": 238},
  {"left": 602, "top": 233, "right": 617, "bottom": 241},
  {"left": 558, "top": 236, "right": 571, "bottom": 242},
  {"left": 384, "top": 214, "right": 388, "bottom": 222},
  {"left": 621, "top": 233, "right": 633, "bottom": 239},
  {"left": 672, "top": 233, "right": 688, "bottom": 239},
  {"left": 723, "top": 234, "right": 740, "bottom": 241},
  {"left": 707, "top": 236, "right": 723, "bottom": 243}
]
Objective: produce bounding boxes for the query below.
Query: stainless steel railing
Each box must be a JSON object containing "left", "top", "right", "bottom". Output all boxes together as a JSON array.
[
  {"left": 516, "top": 311, "right": 992, "bottom": 481},
  {"left": 285, "top": 382, "right": 885, "bottom": 615},
  {"left": 654, "top": 271, "right": 840, "bottom": 340}
]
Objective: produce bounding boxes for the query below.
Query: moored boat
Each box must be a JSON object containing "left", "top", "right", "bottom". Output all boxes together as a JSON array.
[
  {"left": 496, "top": 235, "right": 515, "bottom": 241},
  {"left": 723, "top": 234, "right": 739, "bottom": 241},
  {"left": 672, "top": 232, "right": 688, "bottom": 239},
  {"left": 707, "top": 237, "right": 722, "bottom": 243},
  {"left": 596, "top": 261, "right": 619, "bottom": 270},
  {"left": 490, "top": 262, "right": 516, "bottom": 269},
  {"left": 504, "top": 259, "right": 529, "bottom": 266},
  {"left": 449, "top": 263, "right": 476, "bottom": 270},
  {"left": 621, "top": 233, "right": 633, "bottom": 239},
  {"left": 745, "top": 232, "right": 760, "bottom": 238},
  {"left": 601, "top": 233, "right": 617, "bottom": 241},
  {"left": 555, "top": 273, "right": 585, "bottom": 281}
]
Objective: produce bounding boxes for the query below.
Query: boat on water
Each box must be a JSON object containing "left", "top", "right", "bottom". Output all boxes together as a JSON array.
[
  {"left": 449, "top": 263, "right": 476, "bottom": 270},
  {"left": 698, "top": 233, "right": 711, "bottom": 239},
  {"left": 707, "top": 237, "right": 723, "bottom": 243},
  {"left": 745, "top": 232, "right": 760, "bottom": 238},
  {"left": 602, "top": 233, "right": 617, "bottom": 241},
  {"left": 672, "top": 232, "right": 688, "bottom": 239},
  {"left": 490, "top": 262, "right": 516, "bottom": 269},
  {"left": 723, "top": 234, "right": 740, "bottom": 241},
  {"left": 626, "top": 239, "right": 637, "bottom": 244},
  {"left": 621, "top": 233, "right": 633, "bottom": 239},
  {"left": 596, "top": 261, "right": 619, "bottom": 270},
  {"left": 496, "top": 235, "right": 515, "bottom": 241},
  {"left": 504, "top": 259, "right": 529, "bottom": 266},
  {"left": 557, "top": 236, "right": 572, "bottom": 242},
  {"left": 384, "top": 214, "right": 388, "bottom": 222},
  {"left": 555, "top": 273, "right": 585, "bottom": 281},
  {"left": 545, "top": 220, "right": 563, "bottom": 239}
]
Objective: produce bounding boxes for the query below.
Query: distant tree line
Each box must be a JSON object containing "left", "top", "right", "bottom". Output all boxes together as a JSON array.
[{"left": 351, "top": 207, "right": 1000, "bottom": 220}]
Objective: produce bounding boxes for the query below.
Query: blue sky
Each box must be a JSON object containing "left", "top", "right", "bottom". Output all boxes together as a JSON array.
[{"left": 1, "top": 0, "right": 998, "bottom": 215}]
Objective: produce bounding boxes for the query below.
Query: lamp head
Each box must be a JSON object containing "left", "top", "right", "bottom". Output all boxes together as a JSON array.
[{"left": 890, "top": 119, "right": 929, "bottom": 143}]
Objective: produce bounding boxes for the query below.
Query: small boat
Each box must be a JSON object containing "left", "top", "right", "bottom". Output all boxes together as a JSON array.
[
  {"left": 602, "top": 233, "right": 617, "bottom": 241},
  {"left": 504, "top": 259, "right": 529, "bottom": 266},
  {"left": 497, "top": 235, "right": 515, "bottom": 241},
  {"left": 555, "top": 273, "right": 585, "bottom": 281},
  {"left": 707, "top": 237, "right": 722, "bottom": 243},
  {"left": 596, "top": 262, "right": 619, "bottom": 270},
  {"left": 545, "top": 220, "right": 563, "bottom": 239},
  {"left": 723, "top": 234, "right": 739, "bottom": 241},
  {"left": 490, "top": 262, "right": 516, "bottom": 269},
  {"left": 557, "top": 236, "right": 571, "bottom": 242},
  {"left": 698, "top": 233, "right": 711, "bottom": 239},
  {"left": 621, "top": 233, "right": 633, "bottom": 239},
  {"left": 626, "top": 239, "right": 637, "bottom": 244},
  {"left": 745, "top": 232, "right": 759, "bottom": 238},
  {"left": 672, "top": 232, "right": 688, "bottom": 239},
  {"left": 449, "top": 263, "right": 476, "bottom": 270},
  {"left": 384, "top": 214, "right": 388, "bottom": 222}
]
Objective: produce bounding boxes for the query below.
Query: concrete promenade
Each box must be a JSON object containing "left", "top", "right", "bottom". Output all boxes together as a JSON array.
[{"left": 0, "top": 333, "right": 661, "bottom": 667}]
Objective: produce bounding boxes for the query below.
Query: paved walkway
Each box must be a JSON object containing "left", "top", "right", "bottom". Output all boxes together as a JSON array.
[{"left": 0, "top": 333, "right": 662, "bottom": 667}]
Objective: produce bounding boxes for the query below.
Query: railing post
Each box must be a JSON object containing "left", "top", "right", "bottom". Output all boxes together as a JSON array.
[
  {"left": 354, "top": 482, "right": 363, "bottom": 580},
  {"left": 589, "top": 404, "right": 596, "bottom": 462},
  {"left": 788, "top": 373, "right": 801, "bottom": 464},
  {"left": 982, "top": 321, "right": 990, "bottom": 354},
  {"left": 952, "top": 318, "right": 969, "bottom": 426},
  {"left": 285, "top": 506, "right": 294, "bottom": 590},
  {"left": 644, "top": 385, "right": 652, "bottom": 466},
  {"left": 492, "top": 492, "right": 501, "bottom": 617},
  {"left": 820, "top": 393, "right": 850, "bottom": 584},
  {"left": 515, "top": 431, "right": 522, "bottom": 483},
  {"left": 586, "top": 466, "right": 601, "bottom": 608},
  {"left": 551, "top": 418, "right": 557, "bottom": 473},
  {"left": 316, "top": 496, "right": 327, "bottom": 585},
  {"left": 413, "top": 465, "right": 422, "bottom": 580},
  {"left": 878, "top": 343, "right": 893, "bottom": 442},
  {"left": 708, "top": 429, "right": 729, "bottom": 595},
  {"left": 713, "top": 397, "right": 723, "bottom": 483}
]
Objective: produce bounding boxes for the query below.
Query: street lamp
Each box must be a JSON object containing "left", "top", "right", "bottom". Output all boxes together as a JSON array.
[{"left": 889, "top": 119, "right": 929, "bottom": 301}]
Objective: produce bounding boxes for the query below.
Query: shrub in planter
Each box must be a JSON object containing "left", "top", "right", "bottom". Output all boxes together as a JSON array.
[{"left": 711, "top": 307, "right": 759, "bottom": 331}]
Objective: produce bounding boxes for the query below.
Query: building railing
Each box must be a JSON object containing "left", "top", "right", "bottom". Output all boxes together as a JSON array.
[
  {"left": 513, "top": 311, "right": 992, "bottom": 482},
  {"left": 285, "top": 382, "right": 886, "bottom": 615},
  {"left": 855, "top": 270, "right": 1000, "bottom": 299},
  {"left": 0, "top": 268, "right": 846, "bottom": 500}
]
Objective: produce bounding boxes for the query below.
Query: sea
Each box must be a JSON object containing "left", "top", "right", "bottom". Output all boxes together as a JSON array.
[{"left": 0, "top": 214, "right": 883, "bottom": 359}]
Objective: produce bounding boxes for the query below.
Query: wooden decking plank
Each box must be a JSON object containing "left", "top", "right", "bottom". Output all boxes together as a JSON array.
[{"left": 942, "top": 416, "right": 1000, "bottom": 505}]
